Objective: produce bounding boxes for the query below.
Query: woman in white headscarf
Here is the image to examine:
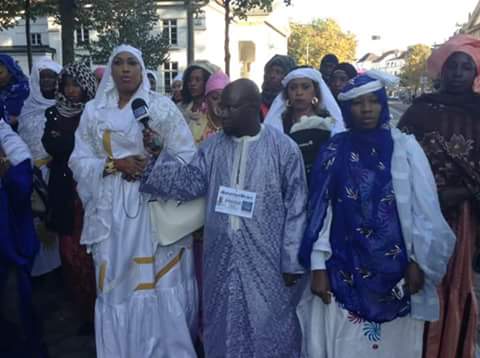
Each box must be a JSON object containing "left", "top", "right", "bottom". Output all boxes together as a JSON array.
[
  {"left": 18, "top": 57, "right": 62, "bottom": 164},
  {"left": 69, "top": 45, "right": 198, "bottom": 358},
  {"left": 17, "top": 57, "right": 63, "bottom": 277},
  {"left": 146, "top": 69, "right": 158, "bottom": 92},
  {"left": 264, "top": 66, "right": 345, "bottom": 175}
]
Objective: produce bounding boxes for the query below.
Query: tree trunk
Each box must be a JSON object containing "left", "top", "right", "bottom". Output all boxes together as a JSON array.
[
  {"left": 59, "top": 0, "right": 75, "bottom": 65},
  {"left": 25, "top": 0, "right": 32, "bottom": 73},
  {"left": 224, "top": 0, "right": 230, "bottom": 75}
]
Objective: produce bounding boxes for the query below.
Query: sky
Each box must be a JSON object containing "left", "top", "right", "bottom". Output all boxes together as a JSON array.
[{"left": 289, "top": 0, "right": 479, "bottom": 58}]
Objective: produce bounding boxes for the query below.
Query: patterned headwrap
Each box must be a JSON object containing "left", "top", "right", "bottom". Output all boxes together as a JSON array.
[
  {"left": 56, "top": 63, "right": 97, "bottom": 118},
  {"left": 299, "top": 71, "right": 410, "bottom": 323}
]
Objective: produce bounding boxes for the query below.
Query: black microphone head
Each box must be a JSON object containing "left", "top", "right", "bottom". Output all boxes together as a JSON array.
[{"left": 131, "top": 98, "right": 149, "bottom": 122}]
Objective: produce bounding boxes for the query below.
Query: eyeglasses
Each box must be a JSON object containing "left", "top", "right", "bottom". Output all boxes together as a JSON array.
[{"left": 215, "top": 103, "right": 254, "bottom": 117}]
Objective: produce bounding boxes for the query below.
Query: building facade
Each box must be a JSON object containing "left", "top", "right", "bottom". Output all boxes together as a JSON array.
[
  {"left": 356, "top": 50, "right": 406, "bottom": 76},
  {"left": 0, "top": 0, "right": 289, "bottom": 94}
]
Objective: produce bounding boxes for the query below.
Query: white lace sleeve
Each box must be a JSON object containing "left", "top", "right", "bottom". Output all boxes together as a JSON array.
[
  {"left": 69, "top": 102, "right": 113, "bottom": 246},
  {"left": 149, "top": 94, "right": 196, "bottom": 163}
]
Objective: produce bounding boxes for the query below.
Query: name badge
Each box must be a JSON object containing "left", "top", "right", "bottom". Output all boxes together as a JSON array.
[{"left": 215, "top": 186, "right": 256, "bottom": 219}]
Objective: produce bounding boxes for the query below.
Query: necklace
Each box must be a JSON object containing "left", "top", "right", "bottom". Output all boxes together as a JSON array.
[{"left": 206, "top": 113, "right": 222, "bottom": 132}]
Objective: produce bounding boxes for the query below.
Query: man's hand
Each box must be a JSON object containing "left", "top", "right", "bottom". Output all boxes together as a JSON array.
[
  {"left": 143, "top": 128, "right": 162, "bottom": 157},
  {"left": 114, "top": 155, "right": 147, "bottom": 180},
  {"left": 404, "top": 261, "right": 424, "bottom": 295},
  {"left": 283, "top": 273, "right": 301, "bottom": 287},
  {"left": 311, "top": 270, "right": 332, "bottom": 304}
]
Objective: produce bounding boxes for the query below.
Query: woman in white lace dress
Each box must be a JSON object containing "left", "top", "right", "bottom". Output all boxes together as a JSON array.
[{"left": 69, "top": 45, "right": 198, "bottom": 358}]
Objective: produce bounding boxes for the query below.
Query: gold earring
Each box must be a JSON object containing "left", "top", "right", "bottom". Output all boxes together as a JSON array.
[{"left": 312, "top": 97, "right": 319, "bottom": 105}]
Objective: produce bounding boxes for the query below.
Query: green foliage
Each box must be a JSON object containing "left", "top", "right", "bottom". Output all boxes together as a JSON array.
[
  {"left": 228, "top": 0, "right": 291, "bottom": 19},
  {"left": 0, "top": 0, "right": 57, "bottom": 31},
  {"left": 288, "top": 19, "right": 357, "bottom": 68},
  {"left": 400, "top": 44, "right": 432, "bottom": 90},
  {"left": 85, "top": 0, "right": 170, "bottom": 68}
]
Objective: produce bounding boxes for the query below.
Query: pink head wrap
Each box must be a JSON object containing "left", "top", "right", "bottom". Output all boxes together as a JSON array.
[
  {"left": 427, "top": 34, "right": 480, "bottom": 93},
  {"left": 205, "top": 71, "right": 230, "bottom": 96},
  {"left": 94, "top": 66, "right": 105, "bottom": 80}
]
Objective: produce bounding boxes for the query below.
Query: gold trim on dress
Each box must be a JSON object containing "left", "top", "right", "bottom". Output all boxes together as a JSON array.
[
  {"left": 102, "top": 130, "right": 113, "bottom": 158},
  {"left": 134, "top": 248, "right": 186, "bottom": 291},
  {"left": 98, "top": 262, "right": 107, "bottom": 292},
  {"left": 133, "top": 257, "right": 155, "bottom": 264},
  {"left": 34, "top": 157, "right": 51, "bottom": 168}
]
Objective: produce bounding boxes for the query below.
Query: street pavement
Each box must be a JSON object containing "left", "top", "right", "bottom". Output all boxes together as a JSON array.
[
  {"left": 388, "top": 99, "right": 410, "bottom": 126},
  {"left": 1, "top": 269, "right": 96, "bottom": 358}
]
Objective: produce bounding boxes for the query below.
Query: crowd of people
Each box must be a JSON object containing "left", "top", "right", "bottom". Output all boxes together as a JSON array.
[{"left": 0, "top": 33, "right": 478, "bottom": 358}]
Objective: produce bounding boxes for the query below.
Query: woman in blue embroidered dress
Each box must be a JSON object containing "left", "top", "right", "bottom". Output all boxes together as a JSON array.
[{"left": 296, "top": 71, "right": 456, "bottom": 358}]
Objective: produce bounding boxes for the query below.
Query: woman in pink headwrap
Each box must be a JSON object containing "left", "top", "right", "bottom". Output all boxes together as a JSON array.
[
  {"left": 93, "top": 66, "right": 105, "bottom": 86},
  {"left": 398, "top": 34, "right": 480, "bottom": 358},
  {"left": 188, "top": 70, "right": 230, "bottom": 144}
]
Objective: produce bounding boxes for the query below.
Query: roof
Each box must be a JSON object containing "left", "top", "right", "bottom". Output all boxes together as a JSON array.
[
  {"left": 0, "top": 45, "right": 56, "bottom": 54},
  {"left": 373, "top": 50, "right": 400, "bottom": 63},
  {"left": 357, "top": 53, "right": 378, "bottom": 63}
]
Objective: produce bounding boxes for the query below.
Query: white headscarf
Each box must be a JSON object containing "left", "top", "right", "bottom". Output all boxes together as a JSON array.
[
  {"left": 94, "top": 44, "right": 150, "bottom": 109},
  {"left": 20, "top": 57, "right": 62, "bottom": 117},
  {"left": 0, "top": 119, "right": 31, "bottom": 166},
  {"left": 146, "top": 69, "right": 158, "bottom": 91},
  {"left": 173, "top": 72, "right": 183, "bottom": 83},
  {"left": 264, "top": 67, "right": 345, "bottom": 134}
]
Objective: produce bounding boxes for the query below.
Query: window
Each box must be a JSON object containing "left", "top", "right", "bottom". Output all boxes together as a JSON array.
[
  {"left": 162, "top": 19, "right": 178, "bottom": 46},
  {"left": 163, "top": 61, "right": 179, "bottom": 94},
  {"left": 194, "top": 10, "right": 206, "bottom": 30},
  {"left": 31, "top": 33, "right": 42, "bottom": 46},
  {"left": 76, "top": 26, "right": 90, "bottom": 46}
]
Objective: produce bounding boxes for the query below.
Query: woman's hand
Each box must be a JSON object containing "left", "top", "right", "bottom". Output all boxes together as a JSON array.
[
  {"left": 113, "top": 155, "right": 147, "bottom": 180},
  {"left": 311, "top": 270, "right": 332, "bottom": 304},
  {"left": 404, "top": 261, "right": 425, "bottom": 295}
]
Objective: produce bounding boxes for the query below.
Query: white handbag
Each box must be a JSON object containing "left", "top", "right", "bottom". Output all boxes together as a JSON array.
[
  {"left": 149, "top": 197, "right": 206, "bottom": 246},
  {"left": 148, "top": 155, "right": 206, "bottom": 246}
]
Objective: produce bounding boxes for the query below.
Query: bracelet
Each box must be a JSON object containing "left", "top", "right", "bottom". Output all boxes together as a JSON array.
[{"left": 103, "top": 158, "right": 117, "bottom": 176}]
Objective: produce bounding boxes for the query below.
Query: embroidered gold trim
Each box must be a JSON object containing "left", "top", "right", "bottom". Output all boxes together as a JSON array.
[
  {"left": 134, "top": 248, "right": 185, "bottom": 291},
  {"left": 34, "top": 157, "right": 51, "bottom": 168},
  {"left": 98, "top": 262, "right": 107, "bottom": 292},
  {"left": 102, "top": 130, "right": 113, "bottom": 158},
  {"left": 133, "top": 257, "right": 155, "bottom": 264}
]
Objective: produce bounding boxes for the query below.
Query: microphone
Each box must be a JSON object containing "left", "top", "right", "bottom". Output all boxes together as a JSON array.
[
  {"left": 131, "top": 98, "right": 162, "bottom": 151},
  {"left": 131, "top": 98, "right": 151, "bottom": 129}
]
